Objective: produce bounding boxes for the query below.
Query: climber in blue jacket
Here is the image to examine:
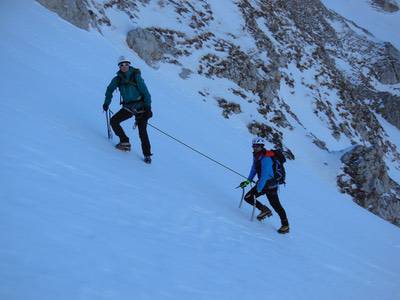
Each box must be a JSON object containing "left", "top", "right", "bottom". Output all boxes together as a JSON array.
[{"left": 239, "top": 137, "right": 289, "bottom": 234}]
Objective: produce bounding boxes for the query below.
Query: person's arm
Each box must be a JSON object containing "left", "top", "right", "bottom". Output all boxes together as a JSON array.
[
  {"left": 257, "top": 157, "right": 274, "bottom": 192},
  {"left": 104, "top": 76, "right": 119, "bottom": 106},
  {"left": 239, "top": 160, "right": 256, "bottom": 188},
  {"left": 247, "top": 161, "right": 257, "bottom": 182}
]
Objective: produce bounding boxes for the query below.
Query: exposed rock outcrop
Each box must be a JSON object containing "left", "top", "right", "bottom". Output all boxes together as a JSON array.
[
  {"left": 377, "top": 93, "right": 400, "bottom": 129},
  {"left": 371, "top": 43, "right": 400, "bottom": 84},
  {"left": 370, "top": 0, "right": 399, "bottom": 12},
  {"left": 338, "top": 145, "right": 400, "bottom": 227},
  {"left": 36, "top": 0, "right": 110, "bottom": 30},
  {"left": 126, "top": 28, "right": 167, "bottom": 66},
  {"left": 215, "top": 98, "right": 241, "bottom": 119}
]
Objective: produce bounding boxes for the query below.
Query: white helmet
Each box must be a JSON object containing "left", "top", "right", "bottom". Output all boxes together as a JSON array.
[
  {"left": 117, "top": 55, "right": 131, "bottom": 66},
  {"left": 252, "top": 137, "right": 265, "bottom": 146}
]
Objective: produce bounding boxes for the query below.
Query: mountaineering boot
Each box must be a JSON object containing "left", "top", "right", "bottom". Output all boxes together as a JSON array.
[
  {"left": 115, "top": 142, "right": 131, "bottom": 151},
  {"left": 277, "top": 225, "right": 290, "bottom": 234},
  {"left": 144, "top": 156, "right": 152, "bottom": 164},
  {"left": 256, "top": 205, "right": 273, "bottom": 221}
]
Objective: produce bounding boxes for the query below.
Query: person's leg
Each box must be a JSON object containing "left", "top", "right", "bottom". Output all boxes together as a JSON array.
[
  {"left": 110, "top": 108, "right": 133, "bottom": 143},
  {"left": 266, "top": 188, "right": 289, "bottom": 227},
  {"left": 244, "top": 186, "right": 271, "bottom": 213},
  {"left": 136, "top": 116, "right": 151, "bottom": 157}
]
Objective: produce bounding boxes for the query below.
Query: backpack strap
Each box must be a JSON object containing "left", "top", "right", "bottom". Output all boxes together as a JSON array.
[{"left": 116, "top": 68, "right": 142, "bottom": 105}]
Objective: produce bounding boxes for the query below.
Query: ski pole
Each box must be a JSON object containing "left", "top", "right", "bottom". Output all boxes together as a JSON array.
[
  {"left": 238, "top": 187, "right": 245, "bottom": 208},
  {"left": 106, "top": 110, "right": 113, "bottom": 140},
  {"left": 251, "top": 194, "right": 256, "bottom": 221},
  {"left": 237, "top": 183, "right": 256, "bottom": 221},
  {"left": 250, "top": 183, "right": 256, "bottom": 221}
]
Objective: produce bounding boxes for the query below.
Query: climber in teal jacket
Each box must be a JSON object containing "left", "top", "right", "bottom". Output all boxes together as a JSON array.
[
  {"left": 102, "top": 56, "right": 153, "bottom": 164},
  {"left": 104, "top": 65, "right": 151, "bottom": 112}
]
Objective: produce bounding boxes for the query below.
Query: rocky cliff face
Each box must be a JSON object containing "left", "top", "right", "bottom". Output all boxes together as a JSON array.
[
  {"left": 338, "top": 145, "right": 400, "bottom": 226},
  {"left": 370, "top": 0, "right": 399, "bottom": 12},
  {"left": 36, "top": 0, "right": 110, "bottom": 31},
  {"left": 37, "top": 0, "right": 400, "bottom": 227}
]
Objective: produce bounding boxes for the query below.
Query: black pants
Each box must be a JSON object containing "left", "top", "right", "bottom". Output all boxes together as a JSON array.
[
  {"left": 244, "top": 186, "right": 288, "bottom": 226},
  {"left": 110, "top": 108, "right": 151, "bottom": 156}
]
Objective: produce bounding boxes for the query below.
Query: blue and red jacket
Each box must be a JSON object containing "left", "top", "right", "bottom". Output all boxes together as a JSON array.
[{"left": 247, "top": 149, "right": 277, "bottom": 193}]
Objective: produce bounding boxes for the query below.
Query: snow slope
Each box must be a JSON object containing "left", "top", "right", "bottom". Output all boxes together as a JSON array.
[
  {"left": 0, "top": 1, "right": 400, "bottom": 300},
  {"left": 322, "top": 0, "right": 400, "bottom": 49}
]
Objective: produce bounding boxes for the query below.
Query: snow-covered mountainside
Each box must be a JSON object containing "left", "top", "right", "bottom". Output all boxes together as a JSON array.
[
  {"left": 1, "top": 1, "right": 400, "bottom": 299},
  {"left": 37, "top": 0, "right": 400, "bottom": 226}
]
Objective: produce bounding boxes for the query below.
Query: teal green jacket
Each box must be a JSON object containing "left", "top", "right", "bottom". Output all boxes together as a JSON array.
[{"left": 104, "top": 67, "right": 151, "bottom": 110}]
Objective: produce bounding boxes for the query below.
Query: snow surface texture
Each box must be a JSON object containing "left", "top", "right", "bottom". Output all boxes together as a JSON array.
[
  {"left": 322, "top": 0, "right": 400, "bottom": 49},
  {"left": 0, "top": 1, "right": 400, "bottom": 300}
]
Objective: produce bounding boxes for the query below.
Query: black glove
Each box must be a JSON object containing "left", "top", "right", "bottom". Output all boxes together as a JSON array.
[{"left": 103, "top": 103, "right": 109, "bottom": 112}]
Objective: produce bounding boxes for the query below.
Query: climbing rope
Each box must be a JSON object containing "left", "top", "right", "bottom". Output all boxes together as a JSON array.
[{"left": 148, "top": 123, "right": 248, "bottom": 179}]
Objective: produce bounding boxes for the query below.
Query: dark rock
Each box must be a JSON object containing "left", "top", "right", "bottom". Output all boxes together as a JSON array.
[
  {"left": 371, "top": 43, "right": 400, "bottom": 84},
  {"left": 215, "top": 98, "right": 241, "bottom": 119},
  {"left": 338, "top": 145, "right": 400, "bottom": 227},
  {"left": 370, "top": 0, "right": 399, "bottom": 12},
  {"left": 36, "top": 0, "right": 110, "bottom": 31}
]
